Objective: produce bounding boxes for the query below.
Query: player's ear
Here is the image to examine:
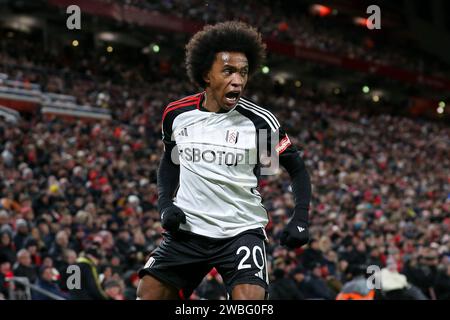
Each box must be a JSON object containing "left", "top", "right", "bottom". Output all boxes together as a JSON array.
[{"left": 203, "top": 71, "right": 210, "bottom": 86}]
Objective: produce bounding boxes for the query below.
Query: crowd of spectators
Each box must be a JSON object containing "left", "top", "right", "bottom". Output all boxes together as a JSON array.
[
  {"left": 102, "top": 0, "right": 449, "bottom": 77},
  {"left": 0, "top": 8, "right": 449, "bottom": 300}
]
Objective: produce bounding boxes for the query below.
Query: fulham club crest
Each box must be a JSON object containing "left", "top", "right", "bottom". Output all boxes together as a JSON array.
[{"left": 226, "top": 129, "right": 239, "bottom": 144}]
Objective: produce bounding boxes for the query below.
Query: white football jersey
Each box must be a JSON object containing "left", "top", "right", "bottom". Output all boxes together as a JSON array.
[{"left": 161, "top": 92, "right": 295, "bottom": 238}]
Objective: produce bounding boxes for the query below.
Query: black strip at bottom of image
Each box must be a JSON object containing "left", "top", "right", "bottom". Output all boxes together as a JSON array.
[{"left": 0, "top": 300, "right": 443, "bottom": 320}]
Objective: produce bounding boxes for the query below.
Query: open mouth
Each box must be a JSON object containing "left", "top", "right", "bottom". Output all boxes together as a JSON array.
[{"left": 224, "top": 91, "right": 240, "bottom": 105}]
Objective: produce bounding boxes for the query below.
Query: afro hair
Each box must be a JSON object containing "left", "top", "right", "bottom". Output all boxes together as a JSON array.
[{"left": 185, "top": 21, "right": 266, "bottom": 88}]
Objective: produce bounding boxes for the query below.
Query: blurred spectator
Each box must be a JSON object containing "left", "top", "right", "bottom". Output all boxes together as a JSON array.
[
  {"left": 122, "top": 270, "right": 140, "bottom": 300},
  {"left": 13, "top": 219, "right": 29, "bottom": 251},
  {"left": 115, "top": 228, "right": 132, "bottom": 259},
  {"left": 48, "top": 231, "right": 70, "bottom": 270},
  {"left": 300, "top": 239, "right": 325, "bottom": 270},
  {"left": 302, "top": 262, "right": 336, "bottom": 300},
  {"left": 32, "top": 266, "right": 69, "bottom": 300},
  {"left": 435, "top": 264, "right": 450, "bottom": 300},
  {"left": 378, "top": 256, "right": 428, "bottom": 300},
  {"left": 69, "top": 245, "right": 109, "bottom": 300},
  {"left": 104, "top": 279, "right": 124, "bottom": 300},
  {"left": 0, "top": 253, "right": 13, "bottom": 299},
  {"left": 403, "top": 250, "right": 440, "bottom": 299},
  {"left": 269, "top": 268, "right": 304, "bottom": 300},
  {"left": 0, "top": 230, "right": 16, "bottom": 264},
  {"left": 13, "top": 248, "right": 38, "bottom": 294},
  {"left": 336, "top": 274, "right": 375, "bottom": 300},
  {"left": 0, "top": 210, "right": 9, "bottom": 228},
  {"left": 59, "top": 249, "right": 78, "bottom": 291},
  {"left": 24, "top": 238, "right": 41, "bottom": 267},
  {"left": 196, "top": 268, "right": 227, "bottom": 300}
]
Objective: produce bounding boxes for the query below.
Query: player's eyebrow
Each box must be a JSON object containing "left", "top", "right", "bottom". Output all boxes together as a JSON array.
[{"left": 223, "top": 64, "right": 248, "bottom": 71}]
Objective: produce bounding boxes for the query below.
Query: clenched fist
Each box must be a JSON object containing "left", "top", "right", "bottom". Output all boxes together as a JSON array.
[{"left": 161, "top": 205, "right": 186, "bottom": 232}]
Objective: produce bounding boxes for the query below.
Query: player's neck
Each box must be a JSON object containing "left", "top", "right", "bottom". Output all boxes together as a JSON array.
[
  {"left": 202, "top": 90, "right": 233, "bottom": 113},
  {"left": 202, "top": 91, "right": 221, "bottom": 113}
]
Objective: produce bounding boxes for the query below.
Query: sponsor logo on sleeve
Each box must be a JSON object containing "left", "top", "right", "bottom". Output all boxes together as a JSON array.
[{"left": 275, "top": 135, "right": 291, "bottom": 154}]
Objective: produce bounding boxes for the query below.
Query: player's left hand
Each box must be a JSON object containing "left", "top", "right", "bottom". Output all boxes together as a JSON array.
[
  {"left": 160, "top": 205, "right": 186, "bottom": 232},
  {"left": 280, "top": 220, "right": 309, "bottom": 249}
]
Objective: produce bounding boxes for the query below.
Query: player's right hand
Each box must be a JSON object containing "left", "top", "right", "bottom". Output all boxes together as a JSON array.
[{"left": 160, "top": 205, "right": 186, "bottom": 232}]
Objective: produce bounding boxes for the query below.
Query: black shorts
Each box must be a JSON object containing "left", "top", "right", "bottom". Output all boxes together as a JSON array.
[{"left": 138, "top": 228, "right": 269, "bottom": 299}]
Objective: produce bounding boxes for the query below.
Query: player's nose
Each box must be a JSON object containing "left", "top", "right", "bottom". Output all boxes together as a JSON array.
[{"left": 230, "top": 72, "right": 245, "bottom": 88}]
